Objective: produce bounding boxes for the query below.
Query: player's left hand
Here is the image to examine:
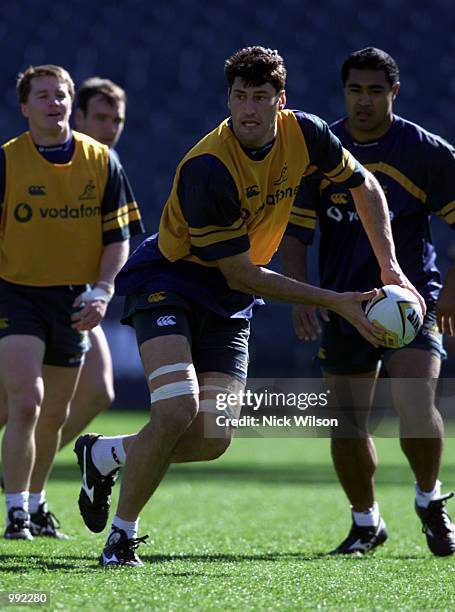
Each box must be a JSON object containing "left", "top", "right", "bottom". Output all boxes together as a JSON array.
[
  {"left": 436, "top": 278, "right": 455, "bottom": 335},
  {"left": 380, "top": 267, "right": 427, "bottom": 317},
  {"left": 72, "top": 288, "right": 110, "bottom": 331}
]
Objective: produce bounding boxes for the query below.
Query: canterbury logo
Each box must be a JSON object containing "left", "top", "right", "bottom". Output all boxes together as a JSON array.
[
  {"left": 246, "top": 185, "right": 260, "bottom": 198},
  {"left": 156, "top": 316, "right": 176, "bottom": 326},
  {"left": 28, "top": 185, "right": 46, "bottom": 196},
  {"left": 330, "top": 193, "right": 349, "bottom": 205},
  {"left": 148, "top": 291, "right": 166, "bottom": 303}
]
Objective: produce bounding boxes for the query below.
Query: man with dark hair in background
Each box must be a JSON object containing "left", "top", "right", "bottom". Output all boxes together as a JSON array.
[
  {"left": 0, "top": 65, "right": 143, "bottom": 541},
  {"left": 281, "top": 47, "right": 455, "bottom": 556},
  {"left": 74, "top": 46, "right": 422, "bottom": 566},
  {"left": 74, "top": 77, "right": 126, "bottom": 150},
  {"left": 58, "top": 77, "right": 128, "bottom": 447}
]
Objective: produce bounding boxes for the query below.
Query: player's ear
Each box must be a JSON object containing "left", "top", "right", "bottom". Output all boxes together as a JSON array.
[
  {"left": 20, "top": 103, "right": 28, "bottom": 118},
  {"left": 278, "top": 90, "right": 286, "bottom": 110},
  {"left": 392, "top": 82, "right": 400, "bottom": 100},
  {"left": 227, "top": 88, "right": 231, "bottom": 110}
]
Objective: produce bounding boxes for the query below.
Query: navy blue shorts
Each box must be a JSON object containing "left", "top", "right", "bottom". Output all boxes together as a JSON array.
[
  {"left": 0, "top": 279, "right": 90, "bottom": 367},
  {"left": 318, "top": 304, "right": 445, "bottom": 375},
  {"left": 123, "top": 291, "right": 250, "bottom": 382}
]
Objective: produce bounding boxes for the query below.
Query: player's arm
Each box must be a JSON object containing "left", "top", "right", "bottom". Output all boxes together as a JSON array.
[
  {"left": 73, "top": 150, "right": 143, "bottom": 331},
  {"left": 437, "top": 263, "right": 455, "bottom": 335},
  {"left": 349, "top": 171, "right": 424, "bottom": 313},
  {"left": 96, "top": 240, "right": 130, "bottom": 290},
  {"left": 280, "top": 235, "right": 329, "bottom": 341},
  {"left": 218, "top": 250, "right": 380, "bottom": 346},
  {"left": 427, "top": 139, "right": 455, "bottom": 334},
  {"left": 301, "top": 113, "right": 426, "bottom": 314},
  {"left": 0, "top": 148, "right": 5, "bottom": 231},
  {"left": 72, "top": 241, "right": 130, "bottom": 331},
  {"left": 280, "top": 176, "right": 329, "bottom": 341}
]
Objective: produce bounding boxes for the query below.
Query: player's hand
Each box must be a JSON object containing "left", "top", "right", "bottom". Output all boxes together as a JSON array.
[
  {"left": 72, "top": 292, "right": 108, "bottom": 331},
  {"left": 380, "top": 267, "right": 427, "bottom": 317},
  {"left": 437, "top": 280, "right": 455, "bottom": 335},
  {"left": 331, "top": 289, "right": 384, "bottom": 347},
  {"left": 292, "top": 304, "right": 329, "bottom": 341}
]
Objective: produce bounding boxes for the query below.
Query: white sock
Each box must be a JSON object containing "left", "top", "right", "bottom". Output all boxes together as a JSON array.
[
  {"left": 352, "top": 502, "right": 380, "bottom": 527},
  {"left": 28, "top": 491, "right": 46, "bottom": 514},
  {"left": 91, "top": 436, "right": 128, "bottom": 476},
  {"left": 416, "top": 480, "right": 441, "bottom": 508},
  {"left": 6, "top": 492, "right": 29, "bottom": 520},
  {"left": 110, "top": 514, "right": 139, "bottom": 540}
]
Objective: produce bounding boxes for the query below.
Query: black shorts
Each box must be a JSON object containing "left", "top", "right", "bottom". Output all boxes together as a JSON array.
[
  {"left": 318, "top": 304, "right": 445, "bottom": 375},
  {"left": 0, "top": 279, "right": 90, "bottom": 367},
  {"left": 123, "top": 291, "right": 250, "bottom": 382}
]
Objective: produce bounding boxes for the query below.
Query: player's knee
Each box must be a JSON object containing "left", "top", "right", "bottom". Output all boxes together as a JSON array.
[
  {"left": 173, "top": 425, "right": 233, "bottom": 462},
  {"left": 330, "top": 413, "right": 369, "bottom": 439},
  {"left": 8, "top": 393, "right": 41, "bottom": 426},
  {"left": 331, "top": 436, "right": 368, "bottom": 454},
  {"left": 88, "top": 383, "right": 115, "bottom": 414},
  {"left": 200, "top": 435, "right": 232, "bottom": 461},
  {"left": 191, "top": 402, "right": 235, "bottom": 460},
  {"left": 152, "top": 395, "right": 199, "bottom": 438},
  {"left": 37, "top": 408, "right": 69, "bottom": 431}
]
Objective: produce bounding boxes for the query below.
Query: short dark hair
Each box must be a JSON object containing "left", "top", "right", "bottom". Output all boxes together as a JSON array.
[
  {"left": 341, "top": 47, "right": 399, "bottom": 87},
  {"left": 17, "top": 64, "right": 75, "bottom": 103},
  {"left": 75, "top": 77, "right": 126, "bottom": 114},
  {"left": 224, "top": 46, "right": 286, "bottom": 92}
]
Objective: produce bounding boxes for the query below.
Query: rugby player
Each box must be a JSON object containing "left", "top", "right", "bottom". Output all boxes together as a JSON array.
[
  {"left": 281, "top": 47, "right": 455, "bottom": 556},
  {"left": 0, "top": 77, "right": 127, "bottom": 449},
  {"left": 0, "top": 65, "right": 143, "bottom": 540},
  {"left": 74, "top": 46, "right": 421, "bottom": 566}
]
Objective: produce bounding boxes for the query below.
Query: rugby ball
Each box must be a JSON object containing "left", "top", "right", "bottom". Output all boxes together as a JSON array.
[{"left": 365, "top": 285, "right": 423, "bottom": 348}]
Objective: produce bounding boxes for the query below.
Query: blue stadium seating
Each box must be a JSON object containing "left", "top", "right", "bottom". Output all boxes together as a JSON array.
[{"left": 2, "top": 0, "right": 454, "bottom": 397}]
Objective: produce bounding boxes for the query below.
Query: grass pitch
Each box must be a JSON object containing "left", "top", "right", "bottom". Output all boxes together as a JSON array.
[{"left": 1, "top": 411, "right": 455, "bottom": 611}]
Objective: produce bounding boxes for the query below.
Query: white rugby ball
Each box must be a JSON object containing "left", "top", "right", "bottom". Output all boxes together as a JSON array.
[{"left": 365, "top": 285, "right": 423, "bottom": 348}]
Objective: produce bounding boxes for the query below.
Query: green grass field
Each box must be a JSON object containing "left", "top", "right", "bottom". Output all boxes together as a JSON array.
[{"left": 2, "top": 411, "right": 455, "bottom": 611}]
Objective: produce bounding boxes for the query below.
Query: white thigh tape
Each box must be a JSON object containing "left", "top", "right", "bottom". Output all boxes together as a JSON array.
[
  {"left": 150, "top": 379, "right": 199, "bottom": 404},
  {"left": 148, "top": 362, "right": 196, "bottom": 381}
]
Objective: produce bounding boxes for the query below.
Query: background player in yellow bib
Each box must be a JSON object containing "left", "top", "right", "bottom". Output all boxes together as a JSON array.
[
  {"left": 0, "top": 65, "right": 143, "bottom": 540},
  {"left": 0, "top": 77, "right": 127, "bottom": 450},
  {"left": 74, "top": 46, "right": 422, "bottom": 567}
]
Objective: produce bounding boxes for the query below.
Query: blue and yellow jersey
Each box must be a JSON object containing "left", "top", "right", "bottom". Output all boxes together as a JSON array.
[
  {"left": 287, "top": 115, "right": 455, "bottom": 305},
  {"left": 0, "top": 131, "right": 143, "bottom": 286},
  {"left": 116, "top": 110, "right": 366, "bottom": 318}
]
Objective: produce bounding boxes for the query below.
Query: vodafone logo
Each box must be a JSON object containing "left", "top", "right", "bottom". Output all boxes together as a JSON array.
[
  {"left": 14, "top": 203, "right": 33, "bottom": 223},
  {"left": 156, "top": 315, "right": 176, "bottom": 327},
  {"left": 327, "top": 206, "right": 343, "bottom": 222}
]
